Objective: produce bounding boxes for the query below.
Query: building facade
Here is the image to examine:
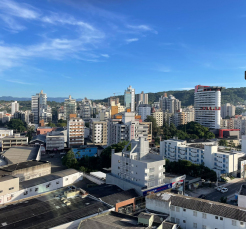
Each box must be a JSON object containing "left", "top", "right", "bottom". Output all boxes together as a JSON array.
[
  {"left": 64, "top": 95, "right": 76, "bottom": 120},
  {"left": 124, "top": 86, "right": 135, "bottom": 112},
  {"left": 221, "top": 103, "right": 235, "bottom": 119},
  {"left": 138, "top": 104, "right": 151, "bottom": 122},
  {"left": 67, "top": 117, "right": 84, "bottom": 147},
  {"left": 11, "top": 101, "right": 19, "bottom": 115},
  {"left": 194, "top": 85, "right": 224, "bottom": 129},
  {"left": 89, "top": 119, "right": 107, "bottom": 145},
  {"left": 46, "top": 132, "right": 65, "bottom": 151},
  {"left": 80, "top": 98, "right": 92, "bottom": 121},
  {"left": 159, "top": 94, "right": 181, "bottom": 114},
  {"left": 136, "top": 91, "right": 148, "bottom": 108}
]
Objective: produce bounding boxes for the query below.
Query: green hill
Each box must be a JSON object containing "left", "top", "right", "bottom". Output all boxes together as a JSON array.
[{"left": 94, "top": 87, "right": 246, "bottom": 107}]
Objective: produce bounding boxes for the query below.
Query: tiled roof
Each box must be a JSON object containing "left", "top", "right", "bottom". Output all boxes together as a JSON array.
[{"left": 147, "top": 193, "right": 246, "bottom": 222}]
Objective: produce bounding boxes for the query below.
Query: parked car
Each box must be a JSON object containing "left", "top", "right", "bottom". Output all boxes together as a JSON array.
[
  {"left": 198, "top": 194, "right": 206, "bottom": 199},
  {"left": 216, "top": 186, "right": 223, "bottom": 191},
  {"left": 221, "top": 188, "right": 228, "bottom": 193}
]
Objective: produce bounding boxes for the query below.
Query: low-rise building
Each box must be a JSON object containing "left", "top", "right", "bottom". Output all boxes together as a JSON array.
[
  {"left": 36, "top": 126, "right": 53, "bottom": 135},
  {"left": 2, "top": 134, "right": 28, "bottom": 151},
  {"left": 46, "top": 131, "right": 65, "bottom": 151},
  {"left": 0, "top": 128, "right": 13, "bottom": 149}
]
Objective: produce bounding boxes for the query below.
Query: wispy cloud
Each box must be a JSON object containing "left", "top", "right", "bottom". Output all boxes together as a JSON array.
[
  {"left": 0, "top": 14, "right": 26, "bottom": 32},
  {"left": 5, "top": 79, "right": 33, "bottom": 85},
  {"left": 126, "top": 24, "right": 157, "bottom": 34},
  {"left": 126, "top": 38, "right": 139, "bottom": 43},
  {"left": 101, "top": 54, "right": 109, "bottom": 58},
  {"left": 155, "top": 65, "right": 171, "bottom": 73}
]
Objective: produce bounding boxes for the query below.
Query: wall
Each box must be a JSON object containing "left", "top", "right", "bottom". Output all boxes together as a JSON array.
[
  {"left": 115, "top": 198, "right": 135, "bottom": 212},
  {"left": 83, "top": 173, "right": 105, "bottom": 185},
  {"left": 0, "top": 176, "right": 19, "bottom": 197},
  {"left": 0, "top": 171, "right": 83, "bottom": 205}
]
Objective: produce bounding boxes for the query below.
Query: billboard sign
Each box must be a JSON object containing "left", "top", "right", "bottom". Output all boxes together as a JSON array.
[{"left": 142, "top": 183, "right": 172, "bottom": 196}]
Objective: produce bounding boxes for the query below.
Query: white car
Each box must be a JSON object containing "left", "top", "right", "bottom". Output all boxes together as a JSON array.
[
  {"left": 221, "top": 188, "right": 228, "bottom": 193},
  {"left": 216, "top": 186, "right": 223, "bottom": 191}
]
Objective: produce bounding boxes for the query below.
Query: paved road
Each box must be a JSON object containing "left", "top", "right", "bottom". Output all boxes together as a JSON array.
[{"left": 205, "top": 179, "right": 246, "bottom": 201}]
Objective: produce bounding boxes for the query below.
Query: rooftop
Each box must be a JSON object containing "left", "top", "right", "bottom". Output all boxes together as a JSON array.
[
  {"left": 19, "top": 169, "right": 78, "bottom": 189},
  {"left": 29, "top": 135, "right": 46, "bottom": 143},
  {"left": 3, "top": 135, "right": 28, "bottom": 139},
  {"left": 0, "top": 160, "right": 50, "bottom": 175},
  {"left": 147, "top": 193, "right": 246, "bottom": 222},
  {"left": 2, "top": 146, "right": 40, "bottom": 164},
  {"left": 0, "top": 175, "right": 18, "bottom": 182},
  {"left": 0, "top": 193, "right": 110, "bottom": 229}
]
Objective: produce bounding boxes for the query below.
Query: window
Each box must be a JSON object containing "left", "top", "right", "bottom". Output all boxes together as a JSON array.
[
  {"left": 149, "top": 167, "right": 155, "bottom": 173},
  {"left": 176, "top": 218, "right": 180, "bottom": 224},
  {"left": 9, "top": 187, "right": 14, "bottom": 190},
  {"left": 220, "top": 217, "right": 223, "bottom": 220},
  {"left": 183, "top": 208, "right": 186, "bottom": 211},
  {"left": 35, "top": 188, "right": 38, "bottom": 192},
  {"left": 183, "top": 220, "right": 186, "bottom": 223},
  {"left": 240, "top": 222, "right": 244, "bottom": 226},
  {"left": 149, "top": 175, "right": 155, "bottom": 180},
  {"left": 232, "top": 220, "right": 237, "bottom": 226},
  {"left": 24, "top": 191, "right": 28, "bottom": 195},
  {"left": 215, "top": 216, "right": 218, "bottom": 219},
  {"left": 193, "top": 223, "right": 197, "bottom": 228},
  {"left": 193, "top": 211, "right": 197, "bottom": 216},
  {"left": 202, "top": 213, "right": 207, "bottom": 219},
  {"left": 170, "top": 205, "right": 175, "bottom": 211},
  {"left": 126, "top": 162, "right": 128, "bottom": 165},
  {"left": 30, "top": 188, "right": 32, "bottom": 192},
  {"left": 171, "top": 217, "right": 175, "bottom": 223},
  {"left": 56, "top": 181, "right": 59, "bottom": 184},
  {"left": 0, "top": 190, "right": 2, "bottom": 193},
  {"left": 66, "top": 178, "right": 68, "bottom": 181},
  {"left": 202, "top": 226, "right": 206, "bottom": 229},
  {"left": 176, "top": 207, "right": 180, "bottom": 212}
]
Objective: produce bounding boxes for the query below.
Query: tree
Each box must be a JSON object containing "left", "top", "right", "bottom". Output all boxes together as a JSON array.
[
  {"left": 145, "top": 115, "right": 160, "bottom": 137},
  {"left": 26, "top": 126, "right": 35, "bottom": 142},
  {"left": 7, "top": 119, "right": 26, "bottom": 132},
  {"left": 220, "top": 196, "right": 227, "bottom": 203},
  {"left": 57, "top": 119, "right": 67, "bottom": 127},
  {"left": 62, "top": 150, "right": 78, "bottom": 168},
  {"left": 47, "top": 122, "right": 56, "bottom": 127},
  {"left": 219, "top": 139, "right": 228, "bottom": 146}
]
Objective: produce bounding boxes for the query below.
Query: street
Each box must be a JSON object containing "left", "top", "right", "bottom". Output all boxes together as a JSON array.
[{"left": 205, "top": 179, "right": 246, "bottom": 202}]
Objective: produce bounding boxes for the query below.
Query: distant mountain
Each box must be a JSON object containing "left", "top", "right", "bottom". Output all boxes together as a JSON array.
[{"left": 1, "top": 87, "right": 246, "bottom": 106}]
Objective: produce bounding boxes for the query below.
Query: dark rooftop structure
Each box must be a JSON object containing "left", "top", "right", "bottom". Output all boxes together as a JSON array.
[
  {"left": 239, "top": 184, "right": 246, "bottom": 196},
  {"left": 19, "top": 168, "right": 78, "bottom": 189},
  {"left": 101, "top": 189, "right": 139, "bottom": 206},
  {"left": 0, "top": 194, "right": 110, "bottom": 229},
  {"left": 85, "top": 184, "right": 124, "bottom": 198},
  {"left": 2, "top": 146, "right": 40, "bottom": 164},
  {"left": 147, "top": 193, "right": 246, "bottom": 222},
  {"left": 29, "top": 135, "right": 46, "bottom": 144},
  {"left": 0, "top": 160, "right": 50, "bottom": 176}
]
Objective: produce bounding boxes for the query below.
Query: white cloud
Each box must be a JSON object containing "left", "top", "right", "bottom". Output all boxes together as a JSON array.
[
  {"left": 155, "top": 66, "right": 171, "bottom": 73},
  {"left": 126, "top": 38, "right": 139, "bottom": 43},
  {"left": 5, "top": 79, "right": 33, "bottom": 85},
  {"left": 126, "top": 24, "right": 157, "bottom": 34},
  {"left": 0, "top": 0, "right": 39, "bottom": 19},
  {"left": 101, "top": 54, "right": 109, "bottom": 58},
  {"left": 0, "top": 14, "right": 26, "bottom": 32}
]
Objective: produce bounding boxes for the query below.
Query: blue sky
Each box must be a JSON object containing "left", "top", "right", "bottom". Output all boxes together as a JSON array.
[{"left": 0, "top": 0, "right": 246, "bottom": 99}]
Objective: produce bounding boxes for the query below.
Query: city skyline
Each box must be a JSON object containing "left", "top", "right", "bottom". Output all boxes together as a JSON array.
[{"left": 0, "top": 0, "right": 246, "bottom": 98}]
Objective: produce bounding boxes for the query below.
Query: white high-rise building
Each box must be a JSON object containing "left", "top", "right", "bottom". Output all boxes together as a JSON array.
[
  {"left": 124, "top": 86, "right": 135, "bottom": 112},
  {"left": 138, "top": 104, "right": 151, "bottom": 121},
  {"left": 31, "top": 90, "right": 51, "bottom": 124},
  {"left": 136, "top": 91, "right": 148, "bottom": 108},
  {"left": 221, "top": 103, "right": 235, "bottom": 119},
  {"left": 89, "top": 119, "right": 107, "bottom": 145},
  {"left": 194, "top": 85, "right": 224, "bottom": 129},
  {"left": 11, "top": 101, "right": 19, "bottom": 115},
  {"left": 64, "top": 95, "right": 76, "bottom": 120},
  {"left": 67, "top": 117, "right": 84, "bottom": 147},
  {"left": 159, "top": 93, "right": 181, "bottom": 114},
  {"left": 80, "top": 97, "right": 92, "bottom": 121}
]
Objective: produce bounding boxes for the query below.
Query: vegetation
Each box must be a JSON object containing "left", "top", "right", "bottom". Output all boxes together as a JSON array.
[
  {"left": 26, "top": 126, "right": 35, "bottom": 142},
  {"left": 218, "top": 139, "right": 228, "bottom": 146},
  {"left": 62, "top": 141, "right": 131, "bottom": 173},
  {"left": 165, "top": 159, "right": 217, "bottom": 182},
  {"left": 57, "top": 119, "right": 67, "bottom": 127},
  {"left": 144, "top": 116, "right": 160, "bottom": 137},
  {"left": 220, "top": 196, "right": 227, "bottom": 203},
  {"left": 7, "top": 119, "right": 26, "bottom": 132}
]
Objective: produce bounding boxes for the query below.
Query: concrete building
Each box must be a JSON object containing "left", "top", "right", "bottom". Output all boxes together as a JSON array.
[
  {"left": 46, "top": 131, "right": 65, "bottom": 151},
  {"left": 37, "top": 126, "right": 53, "bottom": 135},
  {"left": 136, "top": 91, "right": 148, "bottom": 108},
  {"left": 31, "top": 90, "right": 51, "bottom": 124},
  {"left": 64, "top": 95, "right": 77, "bottom": 120},
  {"left": 152, "top": 111, "right": 164, "bottom": 127},
  {"left": 194, "top": 85, "right": 224, "bottom": 129},
  {"left": 2, "top": 134, "right": 28, "bottom": 152},
  {"left": 1, "top": 146, "right": 41, "bottom": 164},
  {"left": 170, "top": 110, "right": 195, "bottom": 127},
  {"left": 80, "top": 97, "right": 92, "bottom": 121},
  {"left": 67, "top": 117, "right": 84, "bottom": 147},
  {"left": 11, "top": 101, "right": 19, "bottom": 115},
  {"left": 0, "top": 128, "right": 13, "bottom": 149},
  {"left": 108, "top": 96, "right": 119, "bottom": 106},
  {"left": 138, "top": 104, "right": 151, "bottom": 122},
  {"left": 146, "top": 192, "right": 246, "bottom": 229},
  {"left": 0, "top": 169, "right": 82, "bottom": 205},
  {"left": 159, "top": 94, "right": 181, "bottom": 114},
  {"left": 0, "top": 160, "right": 51, "bottom": 182},
  {"left": 221, "top": 103, "right": 235, "bottom": 118},
  {"left": 89, "top": 119, "right": 107, "bottom": 145},
  {"left": 160, "top": 138, "right": 246, "bottom": 176},
  {"left": 124, "top": 85, "right": 135, "bottom": 112}
]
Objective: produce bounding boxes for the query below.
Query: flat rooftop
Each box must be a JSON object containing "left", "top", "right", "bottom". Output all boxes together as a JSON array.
[
  {"left": 19, "top": 169, "right": 78, "bottom": 189},
  {"left": 3, "top": 146, "right": 40, "bottom": 164},
  {"left": 0, "top": 192, "right": 110, "bottom": 229},
  {"left": 0, "top": 160, "right": 50, "bottom": 175},
  {"left": 0, "top": 175, "right": 17, "bottom": 182}
]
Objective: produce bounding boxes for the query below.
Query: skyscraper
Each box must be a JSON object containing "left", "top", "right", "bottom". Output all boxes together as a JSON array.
[
  {"left": 124, "top": 85, "right": 135, "bottom": 112},
  {"left": 31, "top": 90, "right": 51, "bottom": 124},
  {"left": 221, "top": 103, "right": 235, "bottom": 119},
  {"left": 159, "top": 94, "right": 181, "bottom": 114},
  {"left": 194, "top": 85, "right": 224, "bottom": 129},
  {"left": 64, "top": 95, "right": 76, "bottom": 120},
  {"left": 11, "top": 101, "right": 19, "bottom": 115},
  {"left": 136, "top": 91, "right": 148, "bottom": 107}
]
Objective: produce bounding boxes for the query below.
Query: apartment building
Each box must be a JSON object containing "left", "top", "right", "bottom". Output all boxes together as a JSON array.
[
  {"left": 124, "top": 85, "right": 135, "bottom": 112},
  {"left": 159, "top": 93, "right": 181, "bottom": 114},
  {"left": 11, "top": 101, "right": 19, "bottom": 115},
  {"left": 170, "top": 110, "right": 195, "bottom": 127},
  {"left": 89, "top": 119, "right": 107, "bottom": 145},
  {"left": 160, "top": 138, "right": 246, "bottom": 176},
  {"left": 64, "top": 95, "right": 76, "bottom": 120},
  {"left": 2, "top": 134, "right": 28, "bottom": 151},
  {"left": 194, "top": 85, "right": 224, "bottom": 129},
  {"left": 146, "top": 192, "right": 246, "bottom": 229},
  {"left": 221, "top": 103, "right": 235, "bottom": 118},
  {"left": 136, "top": 91, "right": 148, "bottom": 108},
  {"left": 80, "top": 97, "right": 92, "bottom": 121},
  {"left": 152, "top": 111, "right": 163, "bottom": 127},
  {"left": 67, "top": 117, "right": 84, "bottom": 147},
  {"left": 46, "top": 132, "right": 65, "bottom": 151},
  {"left": 138, "top": 104, "right": 151, "bottom": 121}
]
